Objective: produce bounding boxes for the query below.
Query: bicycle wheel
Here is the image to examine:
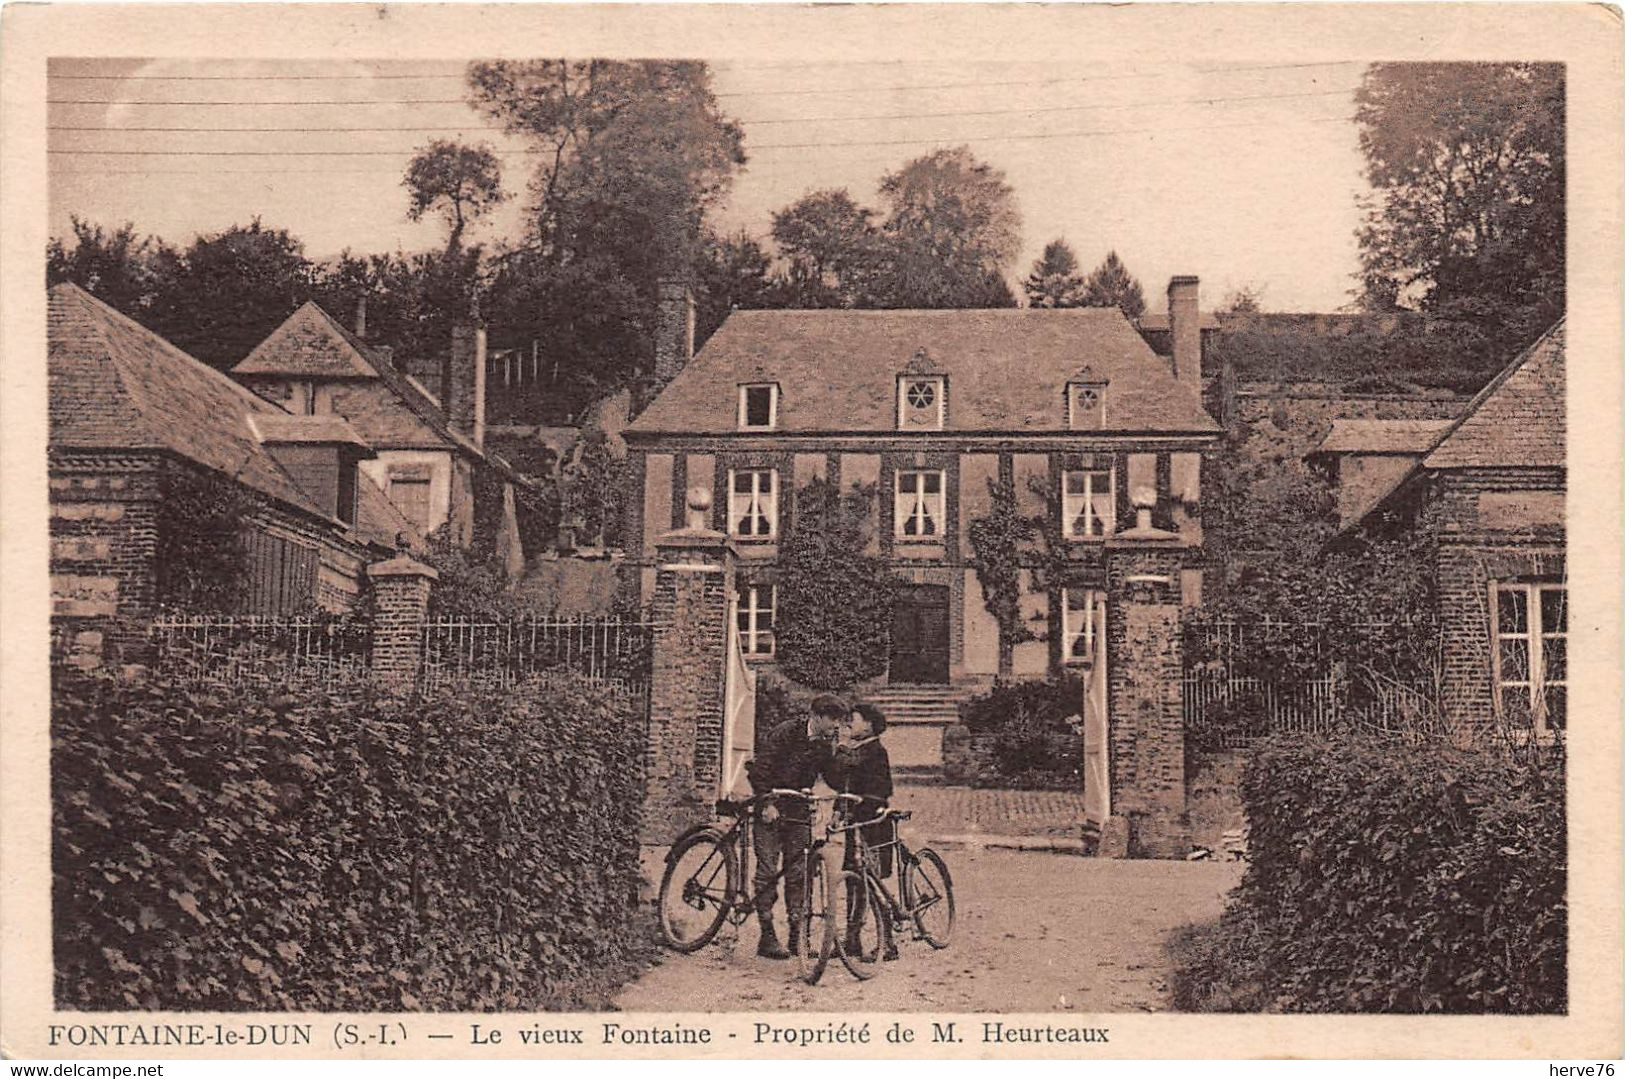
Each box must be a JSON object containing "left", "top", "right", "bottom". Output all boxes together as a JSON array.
[
  {"left": 657, "top": 830, "right": 736, "bottom": 953},
  {"left": 905, "top": 848, "right": 955, "bottom": 948},
  {"left": 827, "top": 870, "right": 885, "bottom": 981},
  {"left": 795, "top": 853, "right": 837, "bottom": 985}
]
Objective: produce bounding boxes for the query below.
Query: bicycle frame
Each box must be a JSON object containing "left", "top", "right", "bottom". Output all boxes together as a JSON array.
[
  {"left": 689, "top": 791, "right": 837, "bottom": 923},
  {"left": 835, "top": 803, "right": 944, "bottom": 939}
]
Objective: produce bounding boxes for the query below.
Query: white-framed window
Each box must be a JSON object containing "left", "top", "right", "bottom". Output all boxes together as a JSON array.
[
  {"left": 1068, "top": 383, "right": 1107, "bottom": 430},
  {"left": 897, "top": 376, "right": 945, "bottom": 430},
  {"left": 1061, "top": 588, "right": 1105, "bottom": 666},
  {"left": 1062, "top": 468, "right": 1115, "bottom": 538},
  {"left": 738, "top": 383, "right": 778, "bottom": 430},
  {"left": 728, "top": 468, "right": 777, "bottom": 539},
  {"left": 737, "top": 584, "right": 776, "bottom": 656},
  {"left": 895, "top": 469, "right": 946, "bottom": 537},
  {"left": 1492, "top": 581, "right": 1566, "bottom": 736}
]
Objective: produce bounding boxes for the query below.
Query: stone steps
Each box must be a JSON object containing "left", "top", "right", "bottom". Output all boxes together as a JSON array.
[{"left": 866, "top": 684, "right": 974, "bottom": 770}]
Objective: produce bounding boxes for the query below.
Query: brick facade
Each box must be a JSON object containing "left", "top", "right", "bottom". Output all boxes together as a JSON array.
[
  {"left": 49, "top": 453, "right": 162, "bottom": 667},
  {"left": 48, "top": 450, "right": 379, "bottom": 670},
  {"left": 1429, "top": 468, "right": 1566, "bottom": 725},
  {"left": 624, "top": 435, "right": 1208, "bottom": 687}
]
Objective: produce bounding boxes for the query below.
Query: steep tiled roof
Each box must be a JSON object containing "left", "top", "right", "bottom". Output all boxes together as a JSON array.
[
  {"left": 1424, "top": 321, "right": 1565, "bottom": 470},
  {"left": 1134, "top": 310, "right": 1221, "bottom": 332},
  {"left": 234, "top": 302, "right": 377, "bottom": 377},
  {"left": 1311, "top": 419, "right": 1452, "bottom": 456},
  {"left": 49, "top": 283, "right": 325, "bottom": 516},
  {"left": 50, "top": 284, "right": 411, "bottom": 552},
  {"left": 234, "top": 303, "right": 482, "bottom": 459},
  {"left": 628, "top": 308, "right": 1219, "bottom": 436},
  {"left": 250, "top": 413, "right": 371, "bottom": 448}
]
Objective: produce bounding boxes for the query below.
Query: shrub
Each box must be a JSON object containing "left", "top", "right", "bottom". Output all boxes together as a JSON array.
[
  {"left": 955, "top": 675, "right": 1083, "bottom": 789},
  {"left": 53, "top": 667, "right": 649, "bottom": 1011},
  {"left": 1171, "top": 734, "right": 1565, "bottom": 1013}
]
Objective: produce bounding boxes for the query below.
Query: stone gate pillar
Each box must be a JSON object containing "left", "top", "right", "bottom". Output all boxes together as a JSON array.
[
  {"left": 1103, "top": 495, "right": 1191, "bottom": 858},
  {"left": 368, "top": 555, "right": 437, "bottom": 692},
  {"left": 642, "top": 488, "right": 736, "bottom": 844}
]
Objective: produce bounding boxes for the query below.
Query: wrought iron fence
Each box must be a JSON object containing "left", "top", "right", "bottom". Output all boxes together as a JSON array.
[
  {"left": 418, "top": 614, "right": 653, "bottom": 696},
  {"left": 1181, "top": 614, "right": 1433, "bottom": 746},
  {"left": 148, "top": 611, "right": 374, "bottom": 689},
  {"left": 1182, "top": 671, "right": 1342, "bottom": 748}
]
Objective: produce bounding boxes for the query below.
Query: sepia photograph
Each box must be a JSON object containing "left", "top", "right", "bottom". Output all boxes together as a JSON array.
[{"left": 2, "top": 1, "right": 1621, "bottom": 1063}]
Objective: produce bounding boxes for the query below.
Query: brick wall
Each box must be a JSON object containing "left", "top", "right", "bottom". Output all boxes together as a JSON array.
[
  {"left": 1105, "top": 547, "right": 1189, "bottom": 857},
  {"left": 49, "top": 451, "right": 376, "bottom": 668},
  {"left": 642, "top": 532, "right": 733, "bottom": 842},
  {"left": 1224, "top": 384, "right": 1469, "bottom": 463},
  {"left": 1430, "top": 468, "right": 1565, "bottom": 726},
  {"left": 369, "top": 557, "right": 435, "bottom": 687},
  {"left": 49, "top": 453, "right": 162, "bottom": 668}
]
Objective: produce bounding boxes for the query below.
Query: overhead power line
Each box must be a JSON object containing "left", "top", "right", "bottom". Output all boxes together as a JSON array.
[
  {"left": 51, "top": 112, "right": 1356, "bottom": 165},
  {"left": 46, "top": 59, "right": 1361, "bottom": 81},
  {"left": 48, "top": 86, "right": 1359, "bottom": 135},
  {"left": 46, "top": 60, "right": 1369, "bottom": 105}
]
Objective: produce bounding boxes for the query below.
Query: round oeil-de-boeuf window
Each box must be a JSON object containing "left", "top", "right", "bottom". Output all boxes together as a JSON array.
[{"left": 907, "top": 380, "right": 937, "bottom": 409}]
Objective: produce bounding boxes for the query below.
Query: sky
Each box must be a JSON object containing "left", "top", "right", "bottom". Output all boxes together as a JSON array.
[{"left": 47, "top": 56, "right": 1372, "bottom": 313}]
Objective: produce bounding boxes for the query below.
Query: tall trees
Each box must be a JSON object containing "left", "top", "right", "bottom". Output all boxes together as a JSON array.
[
  {"left": 46, "top": 218, "right": 171, "bottom": 319},
  {"left": 466, "top": 60, "right": 746, "bottom": 399},
  {"left": 1079, "top": 250, "right": 1146, "bottom": 318},
  {"left": 1022, "top": 239, "right": 1088, "bottom": 308},
  {"left": 1354, "top": 62, "right": 1564, "bottom": 349},
  {"left": 694, "top": 231, "right": 775, "bottom": 346},
  {"left": 756, "top": 146, "right": 1023, "bottom": 310},
  {"left": 403, "top": 140, "right": 506, "bottom": 257},
  {"left": 770, "top": 189, "right": 887, "bottom": 308},
  {"left": 876, "top": 146, "right": 1021, "bottom": 308}
]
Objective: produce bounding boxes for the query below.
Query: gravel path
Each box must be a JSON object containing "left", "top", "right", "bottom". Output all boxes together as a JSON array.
[{"left": 616, "top": 848, "right": 1241, "bottom": 1013}]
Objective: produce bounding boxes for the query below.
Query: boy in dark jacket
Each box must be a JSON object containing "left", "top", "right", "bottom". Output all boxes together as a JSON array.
[
  {"left": 831, "top": 701, "right": 898, "bottom": 960},
  {"left": 744, "top": 693, "right": 844, "bottom": 959}
]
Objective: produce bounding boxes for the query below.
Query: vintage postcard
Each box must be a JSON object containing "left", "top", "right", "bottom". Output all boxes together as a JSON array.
[{"left": 1, "top": 2, "right": 1621, "bottom": 1064}]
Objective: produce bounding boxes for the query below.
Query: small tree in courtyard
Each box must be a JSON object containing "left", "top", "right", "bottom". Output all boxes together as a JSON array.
[{"left": 775, "top": 478, "right": 894, "bottom": 690}]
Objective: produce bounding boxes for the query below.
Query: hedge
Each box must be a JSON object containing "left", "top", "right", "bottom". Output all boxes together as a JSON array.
[
  {"left": 1171, "top": 735, "right": 1565, "bottom": 1013},
  {"left": 53, "top": 667, "right": 649, "bottom": 1011}
]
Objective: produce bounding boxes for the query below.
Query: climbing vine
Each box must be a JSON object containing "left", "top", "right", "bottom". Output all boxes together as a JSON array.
[
  {"left": 965, "top": 476, "right": 1036, "bottom": 676},
  {"left": 775, "top": 478, "right": 895, "bottom": 690},
  {"left": 155, "top": 465, "right": 252, "bottom": 611}
]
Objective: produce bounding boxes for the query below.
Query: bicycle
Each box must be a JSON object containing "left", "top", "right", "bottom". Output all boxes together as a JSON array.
[
  {"left": 657, "top": 788, "right": 880, "bottom": 984},
  {"left": 829, "top": 795, "right": 955, "bottom": 964}
]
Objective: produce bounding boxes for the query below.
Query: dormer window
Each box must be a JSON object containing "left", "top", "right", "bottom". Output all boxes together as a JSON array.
[
  {"left": 898, "top": 376, "right": 945, "bottom": 430},
  {"left": 1068, "top": 378, "right": 1108, "bottom": 430},
  {"left": 738, "top": 383, "right": 779, "bottom": 430}
]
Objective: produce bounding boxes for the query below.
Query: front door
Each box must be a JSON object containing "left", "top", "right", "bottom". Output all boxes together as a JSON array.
[{"left": 890, "top": 584, "right": 950, "bottom": 684}]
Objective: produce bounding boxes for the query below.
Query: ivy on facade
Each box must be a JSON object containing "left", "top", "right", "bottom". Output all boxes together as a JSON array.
[
  {"left": 774, "top": 477, "right": 894, "bottom": 690},
  {"left": 155, "top": 464, "right": 253, "bottom": 612}
]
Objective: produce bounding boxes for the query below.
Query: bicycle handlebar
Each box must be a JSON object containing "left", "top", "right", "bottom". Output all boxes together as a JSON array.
[{"left": 829, "top": 806, "right": 912, "bottom": 832}]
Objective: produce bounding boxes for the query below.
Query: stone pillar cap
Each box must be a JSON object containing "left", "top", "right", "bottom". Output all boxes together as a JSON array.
[
  {"left": 656, "top": 485, "right": 730, "bottom": 547},
  {"left": 368, "top": 554, "right": 439, "bottom": 580}
]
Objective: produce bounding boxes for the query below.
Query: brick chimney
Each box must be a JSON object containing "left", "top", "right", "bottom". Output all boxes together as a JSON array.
[
  {"left": 445, "top": 318, "right": 487, "bottom": 450},
  {"left": 353, "top": 295, "right": 367, "bottom": 339},
  {"left": 653, "top": 277, "right": 695, "bottom": 386},
  {"left": 1166, "top": 276, "right": 1201, "bottom": 395}
]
